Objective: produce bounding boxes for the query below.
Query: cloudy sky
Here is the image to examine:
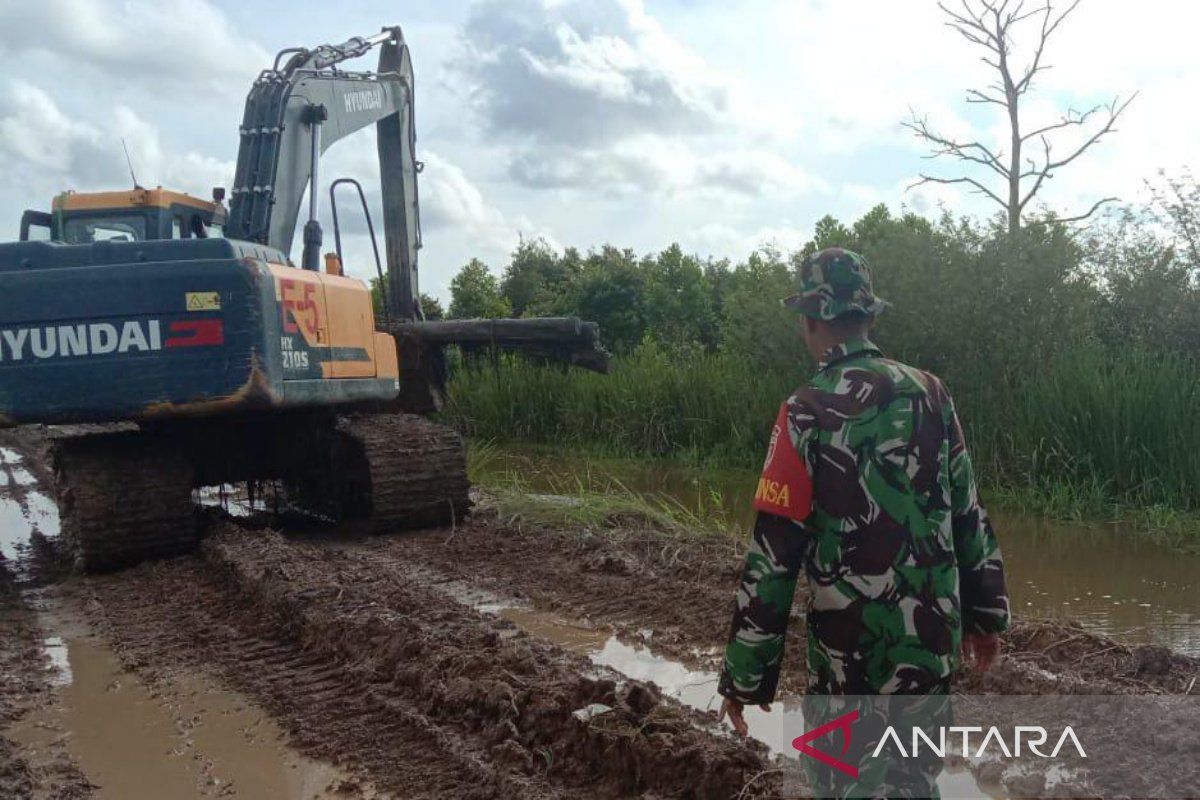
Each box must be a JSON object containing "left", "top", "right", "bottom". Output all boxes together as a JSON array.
[{"left": 0, "top": 0, "right": 1192, "bottom": 301}]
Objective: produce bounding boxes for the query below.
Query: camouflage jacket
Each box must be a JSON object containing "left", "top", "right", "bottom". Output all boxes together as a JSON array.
[{"left": 718, "top": 337, "right": 1009, "bottom": 700}]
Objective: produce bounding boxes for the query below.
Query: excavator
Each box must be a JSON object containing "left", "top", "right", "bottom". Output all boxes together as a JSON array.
[{"left": 0, "top": 28, "right": 607, "bottom": 570}]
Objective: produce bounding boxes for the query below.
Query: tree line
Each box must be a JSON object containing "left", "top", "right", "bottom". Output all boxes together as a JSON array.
[{"left": 442, "top": 174, "right": 1200, "bottom": 515}]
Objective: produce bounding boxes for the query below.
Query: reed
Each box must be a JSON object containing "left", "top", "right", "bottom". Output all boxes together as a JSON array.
[{"left": 447, "top": 342, "right": 1200, "bottom": 515}]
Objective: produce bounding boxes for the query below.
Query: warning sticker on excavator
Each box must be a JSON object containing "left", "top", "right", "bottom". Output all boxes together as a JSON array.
[{"left": 186, "top": 292, "right": 221, "bottom": 311}]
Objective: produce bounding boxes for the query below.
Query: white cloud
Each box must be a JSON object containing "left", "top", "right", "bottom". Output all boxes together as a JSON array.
[
  {"left": 459, "top": 0, "right": 730, "bottom": 144},
  {"left": 519, "top": 24, "right": 649, "bottom": 104},
  {"left": 0, "top": 81, "right": 97, "bottom": 172},
  {"left": 510, "top": 134, "right": 825, "bottom": 199},
  {"left": 453, "top": 0, "right": 825, "bottom": 205},
  {"left": 423, "top": 151, "right": 526, "bottom": 252},
  {"left": 0, "top": 0, "right": 267, "bottom": 97},
  {"left": 685, "top": 221, "right": 809, "bottom": 261},
  {"left": 0, "top": 81, "right": 233, "bottom": 199},
  {"left": 900, "top": 177, "right": 967, "bottom": 218}
]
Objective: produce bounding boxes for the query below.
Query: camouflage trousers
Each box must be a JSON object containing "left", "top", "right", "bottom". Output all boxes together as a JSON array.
[{"left": 799, "top": 685, "right": 951, "bottom": 799}]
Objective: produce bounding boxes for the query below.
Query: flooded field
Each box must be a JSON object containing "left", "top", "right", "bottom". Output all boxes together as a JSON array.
[{"left": 474, "top": 446, "right": 1200, "bottom": 655}]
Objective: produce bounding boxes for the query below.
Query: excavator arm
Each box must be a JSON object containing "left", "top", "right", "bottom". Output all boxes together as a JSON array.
[
  {"left": 227, "top": 27, "right": 608, "bottom": 411},
  {"left": 227, "top": 28, "right": 420, "bottom": 319}
]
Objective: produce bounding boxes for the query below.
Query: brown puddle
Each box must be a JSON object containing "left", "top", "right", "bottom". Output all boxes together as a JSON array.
[
  {"left": 476, "top": 447, "right": 1200, "bottom": 655},
  {"left": 7, "top": 604, "right": 374, "bottom": 799},
  {"left": 1, "top": 445, "right": 376, "bottom": 800},
  {"left": 0, "top": 444, "right": 60, "bottom": 564},
  {"left": 481, "top": 601, "right": 998, "bottom": 798}
]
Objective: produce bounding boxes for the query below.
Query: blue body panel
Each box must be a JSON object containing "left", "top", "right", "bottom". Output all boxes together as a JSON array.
[{"left": 0, "top": 238, "right": 393, "bottom": 425}]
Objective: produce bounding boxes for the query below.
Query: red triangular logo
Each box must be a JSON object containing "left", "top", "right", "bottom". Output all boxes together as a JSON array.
[{"left": 791, "top": 709, "right": 860, "bottom": 778}]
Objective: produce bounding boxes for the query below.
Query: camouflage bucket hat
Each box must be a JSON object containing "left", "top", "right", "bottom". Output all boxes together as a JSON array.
[{"left": 783, "top": 247, "right": 889, "bottom": 321}]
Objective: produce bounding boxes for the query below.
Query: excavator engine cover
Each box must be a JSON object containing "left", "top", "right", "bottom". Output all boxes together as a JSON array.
[{"left": 0, "top": 237, "right": 399, "bottom": 427}]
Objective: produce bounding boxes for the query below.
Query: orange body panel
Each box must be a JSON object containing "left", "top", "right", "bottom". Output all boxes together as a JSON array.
[
  {"left": 324, "top": 273, "right": 378, "bottom": 378},
  {"left": 374, "top": 332, "right": 400, "bottom": 380},
  {"left": 272, "top": 264, "right": 332, "bottom": 374},
  {"left": 267, "top": 261, "right": 396, "bottom": 382}
]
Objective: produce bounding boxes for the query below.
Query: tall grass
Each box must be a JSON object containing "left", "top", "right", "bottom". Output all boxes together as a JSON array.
[
  {"left": 985, "top": 345, "right": 1200, "bottom": 509},
  {"left": 448, "top": 345, "right": 800, "bottom": 468},
  {"left": 446, "top": 342, "right": 1200, "bottom": 514}
]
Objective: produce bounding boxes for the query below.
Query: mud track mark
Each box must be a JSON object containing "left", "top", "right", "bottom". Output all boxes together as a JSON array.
[
  {"left": 0, "top": 575, "right": 93, "bottom": 799},
  {"left": 83, "top": 523, "right": 775, "bottom": 799},
  {"left": 386, "top": 502, "right": 1200, "bottom": 696}
]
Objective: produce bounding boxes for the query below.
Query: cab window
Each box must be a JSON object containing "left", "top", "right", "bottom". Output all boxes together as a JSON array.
[
  {"left": 173, "top": 216, "right": 186, "bottom": 239},
  {"left": 62, "top": 216, "right": 147, "bottom": 244}
]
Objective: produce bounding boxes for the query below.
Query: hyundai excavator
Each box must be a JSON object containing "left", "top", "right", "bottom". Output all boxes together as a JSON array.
[{"left": 0, "top": 28, "right": 607, "bottom": 570}]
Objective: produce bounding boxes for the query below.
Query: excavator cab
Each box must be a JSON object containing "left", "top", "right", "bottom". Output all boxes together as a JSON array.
[{"left": 20, "top": 188, "right": 227, "bottom": 244}]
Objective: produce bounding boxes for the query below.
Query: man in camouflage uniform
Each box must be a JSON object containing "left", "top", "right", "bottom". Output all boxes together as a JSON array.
[{"left": 717, "top": 247, "right": 1009, "bottom": 722}]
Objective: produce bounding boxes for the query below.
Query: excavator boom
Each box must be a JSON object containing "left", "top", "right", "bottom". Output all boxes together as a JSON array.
[
  {"left": 228, "top": 27, "right": 420, "bottom": 320},
  {"left": 225, "top": 27, "right": 608, "bottom": 396}
]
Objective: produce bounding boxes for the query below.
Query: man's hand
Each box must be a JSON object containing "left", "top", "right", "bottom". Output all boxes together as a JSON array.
[
  {"left": 963, "top": 632, "right": 1001, "bottom": 673},
  {"left": 717, "top": 697, "right": 771, "bottom": 736}
]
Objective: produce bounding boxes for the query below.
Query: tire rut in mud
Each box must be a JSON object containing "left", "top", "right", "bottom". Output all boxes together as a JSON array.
[
  {"left": 0, "top": 574, "right": 93, "bottom": 799},
  {"left": 81, "top": 522, "right": 775, "bottom": 800}
]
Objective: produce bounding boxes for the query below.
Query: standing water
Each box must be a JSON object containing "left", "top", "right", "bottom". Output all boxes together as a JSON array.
[
  {"left": 471, "top": 597, "right": 994, "bottom": 797},
  {"left": 475, "top": 446, "right": 1200, "bottom": 655}
]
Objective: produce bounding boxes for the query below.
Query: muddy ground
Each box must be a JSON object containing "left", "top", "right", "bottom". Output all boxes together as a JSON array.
[
  {"left": 402, "top": 505, "right": 1200, "bottom": 697},
  {"left": 2, "top": 431, "right": 1199, "bottom": 799}
]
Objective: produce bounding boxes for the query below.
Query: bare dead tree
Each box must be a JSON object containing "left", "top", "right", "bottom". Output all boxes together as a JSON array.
[{"left": 905, "top": 0, "right": 1135, "bottom": 233}]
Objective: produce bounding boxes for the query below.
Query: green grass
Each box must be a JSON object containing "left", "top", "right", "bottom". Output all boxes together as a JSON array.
[
  {"left": 448, "top": 342, "right": 1200, "bottom": 549},
  {"left": 467, "top": 441, "right": 743, "bottom": 537},
  {"left": 470, "top": 440, "right": 1200, "bottom": 553},
  {"left": 986, "top": 483, "right": 1200, "bottom": 553},
  {"left": 447, "top": 345, "right": 796, "bottom": 469}
]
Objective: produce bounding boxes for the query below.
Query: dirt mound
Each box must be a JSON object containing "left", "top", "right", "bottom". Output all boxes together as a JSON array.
[{"left": 962, "top": 618, "right": 1200, "bottom": 694}]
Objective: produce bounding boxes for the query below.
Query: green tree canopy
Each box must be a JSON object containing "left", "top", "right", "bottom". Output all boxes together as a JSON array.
[
  {"left": 641, "top": 243, "right": 715, "bottom": 352},
  {"left": 572, "top": 246, "right": 646, "bottom": 353},
  {"left": 448, "top": 259, "right": 511, "bottom": 319},
  {"left": 501, "top": 238, "right": 580, "bottom": 317},
  {"left": 419, "top": 292, "right": 445, "bottom": 321}
]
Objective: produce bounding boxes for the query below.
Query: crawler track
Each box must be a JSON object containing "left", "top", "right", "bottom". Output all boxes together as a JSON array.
[
  {"left": 49, "top": 427, "right": 195, "bottom": 572},
  {"left": 335, "top": 413, "right": 470, "bottom": 531}
]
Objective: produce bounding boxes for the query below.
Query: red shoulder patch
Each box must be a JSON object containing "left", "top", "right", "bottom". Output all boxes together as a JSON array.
[{"left": 753, "top": 403, "right": 813, "bottom": 522}]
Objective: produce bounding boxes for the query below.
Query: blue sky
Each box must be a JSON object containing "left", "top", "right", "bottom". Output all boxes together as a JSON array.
[{"left": 0, "top": 0, "right": 1192, "bottom": 302}]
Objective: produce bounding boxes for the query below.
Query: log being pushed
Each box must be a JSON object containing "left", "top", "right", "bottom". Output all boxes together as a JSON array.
[{"left": 382, "top": 317, "right": 610, "bottom": 373}]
